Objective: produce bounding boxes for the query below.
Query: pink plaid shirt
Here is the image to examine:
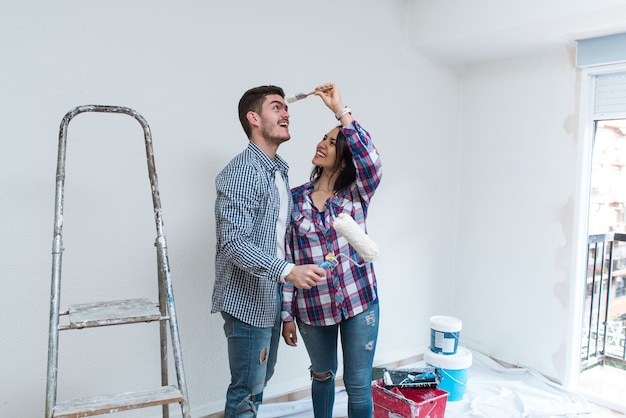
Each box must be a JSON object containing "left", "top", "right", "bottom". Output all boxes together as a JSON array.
[{"left": 282, "top": 120, "right": 382, "bottom": 326}]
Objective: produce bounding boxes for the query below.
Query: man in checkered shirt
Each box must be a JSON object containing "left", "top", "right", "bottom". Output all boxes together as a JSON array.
[{"left": 212, "top": 85, "right": 325, "bottom": 418}]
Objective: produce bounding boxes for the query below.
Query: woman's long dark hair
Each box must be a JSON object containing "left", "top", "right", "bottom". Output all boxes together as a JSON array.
[{"left": 310, "top": 128, "right": 356, "bottom": 192}]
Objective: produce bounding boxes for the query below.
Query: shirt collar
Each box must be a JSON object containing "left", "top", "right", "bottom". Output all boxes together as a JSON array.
[{"left": 247, "top": 141, "right": 289, "bottom": 175}]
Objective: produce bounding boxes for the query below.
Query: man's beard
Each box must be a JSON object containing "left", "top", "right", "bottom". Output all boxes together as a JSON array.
[{"left": 261, "top": 122, "right": 290, "bottom": 145}]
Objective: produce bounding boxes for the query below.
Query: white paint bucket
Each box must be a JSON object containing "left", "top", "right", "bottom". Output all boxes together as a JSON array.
[{"left": 429, "top": 315, "right": 462, "bottom": 355}]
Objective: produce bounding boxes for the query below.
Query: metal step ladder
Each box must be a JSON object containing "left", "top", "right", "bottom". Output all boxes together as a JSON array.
[{"left": 45, "top": 105, "right": 190, "bottom": 418}]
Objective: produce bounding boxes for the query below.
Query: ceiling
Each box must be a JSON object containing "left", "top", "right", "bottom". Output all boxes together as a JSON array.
[{"left": 408, "top": 1, "right": 626, "bottom": 65}]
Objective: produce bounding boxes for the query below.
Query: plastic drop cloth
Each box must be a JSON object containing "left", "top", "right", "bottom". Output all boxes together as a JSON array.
[{"left": 258, "top": 349, "right": 620, "bottom": 418}]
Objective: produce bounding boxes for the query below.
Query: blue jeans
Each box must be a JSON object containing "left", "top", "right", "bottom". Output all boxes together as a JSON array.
[
  {"left": 297, "top": 303, "right": 380, "bottom": 418},
  {"left": 221, "top": 307, "right": 281, "bottom": 418}
]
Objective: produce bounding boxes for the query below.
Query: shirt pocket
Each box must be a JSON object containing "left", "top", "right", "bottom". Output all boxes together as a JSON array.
[
  {"left": 292, "top": 212, "right": 316, "bottom": 237},
  {"left": 329, "top": 196, "right": 355, "bottom": 219}
]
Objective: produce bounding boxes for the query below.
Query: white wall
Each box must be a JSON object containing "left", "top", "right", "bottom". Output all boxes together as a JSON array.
[
  {"left": 0, "top": 1, "right": 463, "bottom": 417},
  {"left": 453, "top": 47, "right": 581, "bottom": 380}
]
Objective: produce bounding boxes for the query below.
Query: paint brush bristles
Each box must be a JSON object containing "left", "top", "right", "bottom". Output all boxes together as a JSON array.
[
  {"left": 285, "top": 85, "right": 333, "bottom": 103},
  {"left": 286, "top": 91, "right": 314, "bottom": 103}
]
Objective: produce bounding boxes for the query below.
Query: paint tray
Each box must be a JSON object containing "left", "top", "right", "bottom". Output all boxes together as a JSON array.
[
  {"left": 382, "top": 367, "right": 440, "bottom": 389},
  {"left": 372, "top": 379, "right": 449, "bottom": 418}
]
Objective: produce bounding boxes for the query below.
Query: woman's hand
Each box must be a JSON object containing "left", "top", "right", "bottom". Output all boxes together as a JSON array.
[
  {"left": 282, "top": 321, "right": 298, "bottom": 347},
  {"left": 314, "top": 82, "right": 344, "bottom": 114},
  {"left": 314, "top": 82, "right": 353, "bottom": 124}
]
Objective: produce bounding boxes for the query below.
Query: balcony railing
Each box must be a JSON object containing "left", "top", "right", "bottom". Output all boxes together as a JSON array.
[{"left": 581, "top": 232, "right": 626, "bottom": 369}]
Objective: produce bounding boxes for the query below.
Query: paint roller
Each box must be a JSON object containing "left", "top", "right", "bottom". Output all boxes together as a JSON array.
[{"left": 320, "top": 213, "right": 379, "bottom": 269}]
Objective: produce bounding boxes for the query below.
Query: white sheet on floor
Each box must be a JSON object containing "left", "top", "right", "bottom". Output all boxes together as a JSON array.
[
  {"left": 258, "top": 388, "right": 348, "bottom": 418},
  {"left": 258, "top": 348, "right": 619, "bottom": 417},
  {"left": 441, "top": 350, "right": 615, "bottom": 417}
]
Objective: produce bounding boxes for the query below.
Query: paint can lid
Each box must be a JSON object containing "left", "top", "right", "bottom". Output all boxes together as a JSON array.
[
  {"left": 430, "top": 315, "right": 462, "bottom": 332},
  {"left": 424, "top": 346, "right": 473, "bottom": 369}
]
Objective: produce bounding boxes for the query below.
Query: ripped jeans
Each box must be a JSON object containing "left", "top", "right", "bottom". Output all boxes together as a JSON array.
[
  {"left": 297, "top": 303, "right": 379, "bottom": 418},
  {"left": 221, "top": 309, "right": 281, "bottom": 418}
]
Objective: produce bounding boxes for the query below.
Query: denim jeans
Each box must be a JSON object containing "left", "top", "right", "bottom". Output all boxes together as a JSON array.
[
  {"left": 297, "top": 303, "right": 380, "bottom": 418},
  {"left": 221, "top": 304, "right": 281, "bottom": 418}
]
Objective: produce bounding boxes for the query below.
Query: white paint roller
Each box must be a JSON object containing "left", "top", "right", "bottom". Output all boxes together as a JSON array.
[{"left": 332, "top": 213, "right": 379, "bottom": 263}]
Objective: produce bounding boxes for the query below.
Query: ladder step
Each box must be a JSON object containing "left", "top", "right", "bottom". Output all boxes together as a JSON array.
[
  {"left": 68, "top": 298, "right": 161, "bottom": 328},
  {"left": 52, "top": 386, "right": 183, "bottom": 417}
]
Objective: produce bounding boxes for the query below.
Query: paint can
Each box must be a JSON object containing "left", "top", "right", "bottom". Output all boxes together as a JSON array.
[
  {"left": 424, "top": 346, "right": 472, "bottom": 402},
  {"left": 429, "top": 315, "right": 462, "bottom": 355}
]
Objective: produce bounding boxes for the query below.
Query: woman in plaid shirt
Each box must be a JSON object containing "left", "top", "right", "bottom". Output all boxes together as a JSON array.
[{"left": 282, "top": 82, "right": 383, "bottom": 417}]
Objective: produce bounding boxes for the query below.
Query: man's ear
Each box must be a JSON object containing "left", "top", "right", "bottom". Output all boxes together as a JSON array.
[{"left": 247, "top": 111, "right": 259, "bottom": 127}]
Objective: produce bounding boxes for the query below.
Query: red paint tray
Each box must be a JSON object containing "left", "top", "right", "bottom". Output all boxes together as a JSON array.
[{"left": 372, "top": 379, "right": 449, "bottom": 418}]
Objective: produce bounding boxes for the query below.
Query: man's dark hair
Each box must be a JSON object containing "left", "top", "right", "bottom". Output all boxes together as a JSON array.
[
  {"left": 238, "top": 85, "right": 285, "bottom": 138},
  {"left": 310, "top": 129, "right": 356, "bottom": 192}
]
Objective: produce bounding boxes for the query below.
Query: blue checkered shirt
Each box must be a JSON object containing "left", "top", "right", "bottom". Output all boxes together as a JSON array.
[{"left": 211, "top": 141, "right": 292, "bottom": 328}]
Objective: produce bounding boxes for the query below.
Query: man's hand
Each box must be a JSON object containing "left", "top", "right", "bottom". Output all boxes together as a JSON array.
[
  {"left": 282, "top": 321, "right": 298, "bottom": 347},
  {"left": 285, "top": 264, "right": 325, "bottom": 289}
]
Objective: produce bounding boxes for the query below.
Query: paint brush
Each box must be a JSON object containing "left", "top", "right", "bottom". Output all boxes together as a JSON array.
[{"left": 285, "top": 85, "right": 333, "bottom": 103}]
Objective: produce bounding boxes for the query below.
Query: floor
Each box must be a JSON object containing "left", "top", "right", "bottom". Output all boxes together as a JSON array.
[
  {"left": 256, "top": 349, "right": 626, "bottom": 418},
  {"left": 579, "top": 365, "right": 626, "bottom": 414}
]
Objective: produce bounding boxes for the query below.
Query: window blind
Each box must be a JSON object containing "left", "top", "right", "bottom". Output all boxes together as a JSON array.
[{"left": 594, "top": 71, "right": 626, "bottom": 116}]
